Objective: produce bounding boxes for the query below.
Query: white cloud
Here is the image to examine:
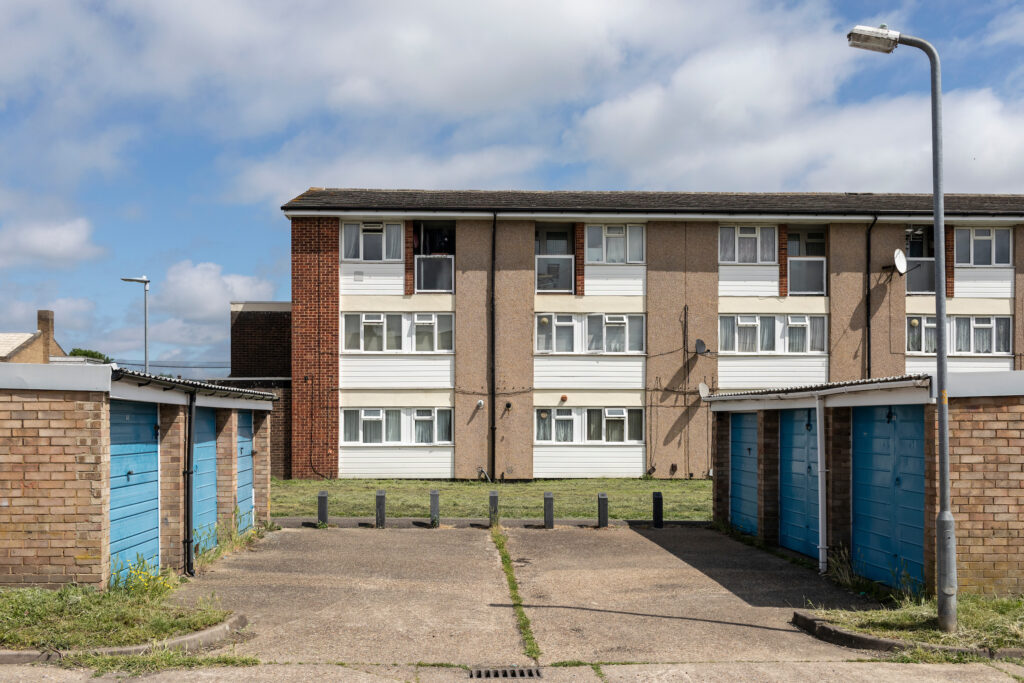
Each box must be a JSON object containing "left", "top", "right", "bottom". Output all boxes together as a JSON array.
[
  {"left": 0, "top": 218, "right": 104, "bottom": 268},
  {"left": 153, "top": 260, "right": 274, "bottom": 324}
]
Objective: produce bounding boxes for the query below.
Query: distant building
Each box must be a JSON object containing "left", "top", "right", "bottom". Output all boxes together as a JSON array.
[{"left": 0, "top": 310, "right": 66, "bottom": 363}]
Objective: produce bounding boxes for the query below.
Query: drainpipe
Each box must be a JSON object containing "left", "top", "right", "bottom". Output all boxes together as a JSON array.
[
  {"left": 815, "top": 394, "right": 827, "bottom": 574},
  {"left": 488, "top": 211, "right": 497, "bottom": 480},
  {"left": 182, "top": 390, "right": 197, "bottom": 576},
  {"left": 864, "top": 215, "right": 879, "bottom": 378}
]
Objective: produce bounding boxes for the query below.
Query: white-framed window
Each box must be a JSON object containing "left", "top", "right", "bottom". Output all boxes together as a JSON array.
[
  {"left": 342, "top": 313, "right": 453, "bottom": 353},
  {"left": 905, "top": 316, "right": 938, "bottom": 354},
  {"left": 718, "top": 314, "right": 826, "bottom": 354},
  {"left": 585, "top": 224, "right": 645, "bottom": 264},
  {"left": 536, "top": 226, "right": 575, "bottom": 293},
  {"left": 535, "top": 313, "right": 645, "bottom": 354},
  {"left": 719, "top": 225, "right": 777, "bottom": 264},
  {"left": 955, "top": 227, "right": 1011, "bottom": 267},
  {"left": 534, "top": 407, "right": 643, "bottom": 444},
  {"left": 905, "top": 226, "right": 936, "bottom": 294},
  {"left": 787, "top": 227, "right": 827, "bottom": 295},
  {"left": 342, "top": 407, "right": 452, "bottom": 445},
  {"left": 342, "top": 222, "right": 403, "bottom": 262},
  {"left": 952, "top": 316, "right": 1011, "bottom": 355}
]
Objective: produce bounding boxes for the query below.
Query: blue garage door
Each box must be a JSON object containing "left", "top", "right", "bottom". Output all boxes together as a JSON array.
[
  {"left": 192, "top": 407, "right": 218, "bottom": 553},
  {"left": 236, "top": 411, "right": 254, "bottom": 532},
  {"left": 779, "top": 409, "right": 819, "bottom": 558},
  {"left": 729, "top": 413, "right": 759, "bottom": 535},
  {"left": 110, "top": 400, "right": 160, "bottom": 576},
  {"left": 852, "top": 404, "right": 925, "bottom": 588}
]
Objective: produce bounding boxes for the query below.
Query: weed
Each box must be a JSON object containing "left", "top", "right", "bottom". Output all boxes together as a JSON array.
[
  {"left": 59, "top": 649, "right": 258, "bottom": 676},
  {"left": 490, "top": 527, "right": 542, "bottom": 660}
]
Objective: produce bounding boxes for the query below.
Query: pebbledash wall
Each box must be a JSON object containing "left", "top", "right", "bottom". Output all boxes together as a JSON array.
[
  {"left": 277, "top": 189, "right": 1024, "bottom": 481},
  {"left": 709, "top": 372, "right": 1024, "bottom": 596},
  {"left": 0, "top": 364, "right": 274, "bottom": 588}
]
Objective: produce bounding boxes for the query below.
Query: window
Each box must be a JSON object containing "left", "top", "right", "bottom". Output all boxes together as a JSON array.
[
  {"left": 787, "top": 227, "right": 826, "bottom": 295},
  {"left": 413, "top": 221, "right": 455, "bottom": 291},
  {"left": 585, "top": 224, "right": 645, "bottom": 264},
  {"left": 719, "top": 226, "right": 776, "bottom": 264},
  {"left": 342, "top": 313, "right": 452, "bottom": 352},
  {"left": 719, "top": 315, "right": 826, "bottom": 354},
  {"left": 906, "top": 316, "right": 937, "bottom": 354},
  {"left": 341, "top": 408, "right": 403, "bottom": 444},
  {"left": 536, "top": 314, "right": 645, "bottom": 353},
  {"left": 536, "top": 225, "right": 574, "bottom": 292},
  {"left": 952, "top": 316, "right": 1011, "bottom": 355},
  {"left": 535, "top": 407, "right": 643, "bottom": 443},
  {"left": 342, "top": 223, "right": 403, "bottom": 262},
  {"left": 955, "top": 228, "right": 1011, "bottom": 267},
  {"left": 905, "top": 226, "right": 936, "bottom": 294}
]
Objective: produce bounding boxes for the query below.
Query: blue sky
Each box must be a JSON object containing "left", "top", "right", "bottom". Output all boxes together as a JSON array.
[{"left": 1, "top": 0, "right": 1023, "bottom": 376}]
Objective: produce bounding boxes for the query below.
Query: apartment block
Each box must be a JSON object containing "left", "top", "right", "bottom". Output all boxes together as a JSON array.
[{"left": 282, "top": 189, "right": 1024, "bottom": 480}]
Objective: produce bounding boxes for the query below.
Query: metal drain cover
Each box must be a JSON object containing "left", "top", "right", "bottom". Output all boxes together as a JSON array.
[{"left": 469, "top": 666, "right": 542, "bottom": 678}]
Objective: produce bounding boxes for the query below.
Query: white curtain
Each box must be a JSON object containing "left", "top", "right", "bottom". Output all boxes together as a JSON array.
[
  {"left": 628, "top": 225, "right": 644, "bottom": 262},
  {"left": 759, "top": 227, "right": 776, "bottom": 262},
  {"left": 385, "top": 224, "right": 403, "bottom": 260},
  {"left": 810, "top": 317, "right": 826, "bottom": 352},
  {"left": 386, "top": 315, "right": 403, "bottom": 350},
  {"left": 555, "top": 324, "right": 574, "bottom": 352},
  {"left": 415, "top": 322, "right": 434, "bottom": 351},
  {"left": 385, "top": 410, "right": 401, "bottom": 442},
  {"left": 343, "top": 224, "right": 360, "bottom": 259},
  {"left": 606, "top": 234, "right": 625, "bottom": 263},
  {"left": 759, "top": 317, "right": 775, "bottom": 351},
  {"left": 587, "top": 315, "right": 603, "bottom": 351},
  {"left": 363, "top": 322, "right": 383, "bottom": 351},
  {"left": 344, "top": 314, "right": 361, "bottom": 350},
  {"left": 925, "top": 319, "right": 937, "bottom": 353},
  {"left": 415, "top": 416, "right": 434, "bottom": 444},
  {"left": 362, "top": 419, "right": 382, "bottom": 444},
  {"left": 555, "top": 417, "right": 573, "bottom": 442},
  {"left": 719, "top": 317, "right": 735, "bottom": 352},
  {"left": 719, "top": 227, "right": 735, "bottom": 261},
  {"left": 605, "top": 418, "right": 624, "bottom": 442},
  {"left": 788, "top": 326, "right": 807, "bottom": 353},
  {"left": 587, "top": 226, "right": 603, "bottom": 262},
  {"left": 437, "top": 315, "right": 453, "bottom": 351},
  {"left": 343, "top": 410, "right": 359, "bottom": 442},
  {"left": 586, "top": 409, "right": 602, "bottom": 440},
  {"left": 907, "top": 318, "right": 922, "bottom": 352},
  {"left": 738, "top": 325, "right": 756, "bottom": 353},
  {"left": 536, "top": 410, "right": 551, "bottom": 440},
  {"left": 738, "top": 236, "right": 757, "bottom": 263},
  {"left": 955, "top": 318, "right": 971, "bottom": 353},
  {"left": 606, "top": 324, "right": 625, "bottom": 352},
  {"left": 997, "top": 318, "right": 1011, "bottom": 353},
  {"left": 628, "top": 316, "right": 644, "bottom": 352},
  {"left": 436, "top": 409, "right": 452, "bottom": 442},
  {"left": 536, "top": 316, "right": 552, "bottom": 351},
  {"left": 627, "top": 409, "right": 643, "bottom": 441}
]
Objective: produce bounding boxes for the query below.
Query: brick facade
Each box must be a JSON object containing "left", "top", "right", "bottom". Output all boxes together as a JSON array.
[
  {"left": 405, "top": 220, "right": 415, "bottom": 295},
  {"left": 778, "top": 224, "right": 788, "bottom": 297},
  {"left": 757, "top": 410, "right": 780, "bottom": 546},
  {"left": 253, "top": 411, "right": 272, "bottom": 522},
  {"left": 230, "top": 310, "right": 291, "bottom": 378},
  {"left": 573, "top": 222, "right": 584, "bottom": 295},
  {"left": 825, "top": 407, "right": 852, "bottom": 550},
  {"left": 158, "top": 404, "right": 186, "bottom": 572},
  {"left": 712, "top": 412, "right": 730, "bottom": 524},
  {"left": 216, "top": 409, "right": 239, "bottom": 527},
  {"left": 944, "top": 224, "right": 955, "bottom": 298}
]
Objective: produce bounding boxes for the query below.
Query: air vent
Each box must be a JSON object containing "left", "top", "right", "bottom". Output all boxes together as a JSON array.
[{"left": 469, "top": 666, "right": 542, "bottom": 679}]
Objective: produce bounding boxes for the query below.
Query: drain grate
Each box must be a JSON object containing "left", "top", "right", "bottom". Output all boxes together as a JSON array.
[{"left": 469, "top": 666, "right": 542, "bottom": 679}]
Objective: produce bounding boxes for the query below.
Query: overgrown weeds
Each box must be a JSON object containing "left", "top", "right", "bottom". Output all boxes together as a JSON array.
[
  {"left": 490, "top": 527, "right": 541, "bottom": 660},
  {"left": 59, "top": 649, "right": 258, "bottom": 676}
]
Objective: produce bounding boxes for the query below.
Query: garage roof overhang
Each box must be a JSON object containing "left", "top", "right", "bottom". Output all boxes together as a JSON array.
[{"left": 703, "top": 375, "right": 933, "bottom": 412}]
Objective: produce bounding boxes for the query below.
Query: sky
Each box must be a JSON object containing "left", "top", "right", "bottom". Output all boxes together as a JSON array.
[{"left": 1, "top": 0, "right": 1023, "bottom": 377}]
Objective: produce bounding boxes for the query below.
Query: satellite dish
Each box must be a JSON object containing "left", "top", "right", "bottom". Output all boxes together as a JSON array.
[
  {"left": 893, "top": 248, "right": 908, "bottom": 275},
  {"left": 698, "top": 382, "right": 710, "bottom": 400},
  {"left": 695, "top": 339, "right": 707, "bottom": 355}
]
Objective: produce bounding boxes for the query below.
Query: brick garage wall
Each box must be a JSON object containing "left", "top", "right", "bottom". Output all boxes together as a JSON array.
[
  {"left": 230, "top": 311, "right": 291, "bottom": 378},
  {"left": 253, "top": 411, "right": 272, "bottom": 522},
  {"left": 216, "top": 409, "right": 238, "bottom": 528},
  {"left": 825, "top": 407, "right": 852, "bottom": 551},
  {"left": 757, "top": 410, "right": 780, "bottom": 546},
  {"left": 0, "top": 389, "right": 110, "bottom": 588},
  {"left": 212, "top": 380, "right": 291, "bottom": 479},
  {"left": 158, "top": 404, "right": 186, "bottom": 573},
  {"left": 712, "top": 412, "right": 730, "bottom": 525}
]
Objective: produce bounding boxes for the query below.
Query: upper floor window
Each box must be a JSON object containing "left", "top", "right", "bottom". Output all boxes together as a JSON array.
[
  {"left": 719, "top": 314, "right": 826, "bottom": 354},
  {"left": 535, "top": 313, "right": 644, "bottom": 354},
  {"left": 955, "top": 227, "right": 1011, "bottom": 267},
  {"left": 536, "top": 225, "right": 574, "bottom": 292},
  {"left": 586, "top": 224, "right": 644, "bottom": 264},
  {"left": 414, "top": 221, "right": 455, "bottom": 291},
  {"left": 343, "top": 222, "right": 403, "bottom": 262},
  {"left": 342, "top": 407, "right": 452, "bottom": 445},
  {"left": 535, "top": 406, "right": 644, "bottom": 444},
  {"left": 787, "top": 227, "right": 826, "bottom": 295},
  {"left": 342, "top": 312, "right": 453, "bottom": 353},
  {"left": 905, "top": 226, "right": 936, "bottom": 294},
  {"left": 719, "top": 226, "right": 776, "bottom": 264}
]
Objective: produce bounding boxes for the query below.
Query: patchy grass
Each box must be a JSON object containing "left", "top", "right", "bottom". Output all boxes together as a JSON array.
[
  {"left": 817, "top": 593, "right": 1024, "bottom": 651},
  {"left": 491, "top": 527, "right": 541, "bottom": 660},
  {"left": 58, "top": 650, "right": 258, "bottom": 676},
  {"left": 195, "top": 517, "right": 278, "bottom": 573},
  {"left": 272, "top": 477, "right": 711, "bottom": 521}
]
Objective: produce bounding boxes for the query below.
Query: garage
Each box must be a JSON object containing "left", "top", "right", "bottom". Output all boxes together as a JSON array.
[
  {"left": 729, "top": 412, "right": 759, "bottom": 535},
  {"left": 109, "top": 399, "right": 161, "bottom": 576},
  {"left": 236, "top": 410, "right": 255, "bottom": 532},
  {"left": 851, "top": 404, "right": 925, "bottom": 588},
  {"left": 779, "top": 408, "right": 819, "bottom": 558},
  {"left": 192, "top": 406, "right": 219, "bottom": 553}
]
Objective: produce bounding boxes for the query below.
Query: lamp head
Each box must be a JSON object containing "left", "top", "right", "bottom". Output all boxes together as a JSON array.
[
  {"left": 847, "top": 24, "right": 900, "bottom": 53},
  {"left": 121, "top": 276, "right": 150, "bottom": 284}
]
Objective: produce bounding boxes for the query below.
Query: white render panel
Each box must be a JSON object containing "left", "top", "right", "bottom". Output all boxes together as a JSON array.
[
  {"left": 340, "top": 293, "right": 454, "bottom": 312},
  {"left": 584, "top": 265, "right": 646, "bottom": 296},
  {"left": 906, "top": 296, "right": 1014, "bottom": 315},
  {"left": 953, "top": 267, "right": 1014, "bottom": 298},
  {"left": 533, "top": 445, "right": 645, "bottom": 478},
  {"left": 717, "top": 355, "right": 828, "bottom": 390},
  {"left": 339, "top": 447, "right": 454, "bottom": 478},
  {"left": 718, "top": 296, "right": 829, "bottom": 314},
  {"left": 340, "top": 263, "right": 405, "bottom": 295},
  {"left": 339, "top": 355, "right": 454, "bottom": 389},
  {"left": 533, "top": 294, "right": 644, "bottom": 313},
  {"left": 534, "top": 356, "right": 645, "bottom": 389},
  {"left": 905, "top": 356, "right": 1013, "bottom": 375},
  {"left": 718, "top": 265, "right": 780, "bottom": 296}
]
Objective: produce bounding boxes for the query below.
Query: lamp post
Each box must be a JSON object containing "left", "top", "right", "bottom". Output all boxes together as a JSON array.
[
  {"left": 121, "top": 276, "right": 151, "bottom": 374},
  {"left": 847, "top": 24, "right": 957, "bottom": 632}
]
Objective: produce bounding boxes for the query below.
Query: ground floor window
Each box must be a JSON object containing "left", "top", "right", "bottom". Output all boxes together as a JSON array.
[
  {"left": 342, "top": 407, "right": 453, "bottom": 445},
  {"left": 534, "top": 407, "right": 644, "bottom": 444}
]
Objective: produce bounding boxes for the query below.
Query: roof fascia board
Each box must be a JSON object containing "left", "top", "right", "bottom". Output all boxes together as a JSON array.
[
  {"left": 708, "top": 385, "right": 932, "bottom": 412},
  {"left": 705, "top": 378, "right": 928, "bottom": 406},
  {"left": 284, "top": 210, "right": 493, "bottom": 219},
  {"left": 0, "top": 363, "right": 111, "bottom": 392},
  {"left": 876, "top": 215, "right": 1024, "bottom": 224},
  {"left": 195, "top": 394, "right": 274, "bottom": 411},
  {"left": 110, "top": 380, "right": 189, "bottom": 406}
]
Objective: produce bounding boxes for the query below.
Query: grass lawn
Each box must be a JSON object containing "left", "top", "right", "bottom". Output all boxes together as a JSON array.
[
  {"left": 817, "top": 594, "right": 1024, "bottom": 651},
  {"left": 271, "top": 477, "right": 711, "bottom": 521}
]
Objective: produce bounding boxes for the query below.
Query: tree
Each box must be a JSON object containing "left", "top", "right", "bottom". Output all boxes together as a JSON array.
[{"left": 69, "top": 348, "right": 113, "bottom": 363}]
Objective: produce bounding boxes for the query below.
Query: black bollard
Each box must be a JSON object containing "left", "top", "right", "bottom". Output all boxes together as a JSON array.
[
  {"left": 489, "top": 490, "right": 499, "bottom": 527},
  {"left": 376, "top": 490, "right": 386, "bottom": 529},
  {"left": 544, "top": 492, "right": 554, "bottom": 529},
  {"left": 653, "top": 491, "right": 664, "bottom": 528},
  {"left": 430, "top": 489, "right": 440, "bottom": 528},
  {"left": 597, "top": 492, "right": 608, "bottom": 528},
  {"left": 317, "top": 490, "right": 328, "bottom": 526}
]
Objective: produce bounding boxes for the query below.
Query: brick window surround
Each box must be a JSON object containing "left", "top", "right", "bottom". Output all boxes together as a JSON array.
[
  {"left": 574, "top": 223, "right": 585, "bottom": 295},
  {"left": 778, "top": 224, "right": 789, "bottom": 297}
]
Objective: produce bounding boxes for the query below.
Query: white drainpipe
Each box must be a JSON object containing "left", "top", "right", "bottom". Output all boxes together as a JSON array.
[{"left": 816, "top": 394, "right": 828, "bottom": 574}]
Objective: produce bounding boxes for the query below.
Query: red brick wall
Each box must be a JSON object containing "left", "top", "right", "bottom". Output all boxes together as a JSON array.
[
  {"left": 291, "top": 216, "right": 339, "bottom": 479},
  {"left": 713, "top": 412, "right": 730, "bottom": 524},
  {"left": 230, "top": 311, "right": 291, "bottom": 378},
  {"left": 216, "top": 409, "right": 238, "bottom": 527},
  {"left": 757, "top": 410, "right": 779, "bottom": 545},
  {"left": 405, "top": 220, "right": 414, "bottom": 295},
  {"left": 574, "top": 222, "right": 584, "bottom": 295},
  {"left": 825, "top": 407, "right": 852, "bottom": 551},
  {"left": 944, "top": 224, "right": 955, "bottom": 298},
  {"left": 778, "top": 224, "right": 788, "bottom": 297},
  {"left": 158, "top": 404, "right": 186, "bottom": 573},
  {"left": 0, "top": 390, "right": 110, "bottom": 588},
  {"left": 253, "top": 411, "right": 272, "bottom": 522}
]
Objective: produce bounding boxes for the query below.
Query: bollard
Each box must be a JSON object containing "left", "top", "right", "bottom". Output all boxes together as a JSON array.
[
  {"left": 653, "top": 491, "right": 664, "bottom": 528},
  {"left": 597, "top": 492, "right": 608, "bottom": 528},
  {"left": 430, "top": 489, "right": 440, "bottom": 528},
  {"left": 544, "top": 492, "right": 554, "bottom": 529},
  {"left": 376, "top": 490, "right": 386, "bottom": 529},
  {"left": 489, "top": 490, "right": 499, "bottom": 527},
  {"left": 317, "top": 490, "right": 328, "bottom": 526}
]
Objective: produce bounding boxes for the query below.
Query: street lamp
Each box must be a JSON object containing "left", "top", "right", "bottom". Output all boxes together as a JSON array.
[
  {"left": 848, "top": 24, "right": 957, "bottom": 632},
  {"left": 121, "top": 276, "right": 151, "bottom": 374}
]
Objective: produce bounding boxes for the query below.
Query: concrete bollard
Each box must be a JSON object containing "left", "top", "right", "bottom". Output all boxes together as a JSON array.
[
  {"left": 430, "top": 489, "right": 440, "bottom": 528},
  {"left": 489, "top": 490, "right": 499, "bottom": 527},
  {"left": 376, "top": 490, "right": 386, "bottom": 529},
  {"left": 653, "top": 491, "right": 664, "bottom": 529},
  {"left": 544, "top": 492, "right": 554, "bottom": 529},
  {"left": 317, "top": 490, "right": 329, "bottom": 526},
  {"left": 597, "top": 493, "right": 608, "bottom": 528}
]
